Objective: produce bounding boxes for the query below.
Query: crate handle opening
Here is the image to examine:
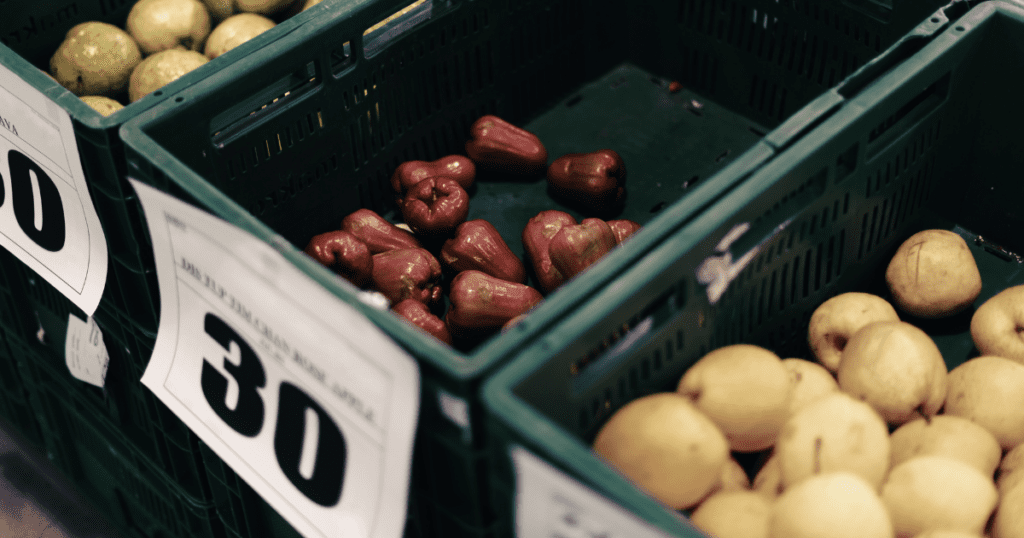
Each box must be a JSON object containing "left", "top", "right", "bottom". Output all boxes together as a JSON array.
[
  {"left": 210, "top": 61, "right": 321, "bottom": 146},
  {"left": 837, "top": 1, "right": 962, "bottom": 101},
  {"left": 363, "top": 0, "right": 434, "bottom": 58},
  {"left": 864, "top": 72, "right": 950, "bottom": 162}
]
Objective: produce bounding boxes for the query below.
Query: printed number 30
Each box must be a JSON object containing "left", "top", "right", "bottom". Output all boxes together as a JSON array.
[
  {"left": 200, "top": 313, "right": 347, "bottom": 507},
  {"left": 1, "top": 150, "right": 66, "bottom": 252}
]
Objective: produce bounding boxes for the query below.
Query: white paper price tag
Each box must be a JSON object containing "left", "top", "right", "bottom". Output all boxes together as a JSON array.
[
  {"left": 131, "top": 180, "right": 419, "bottom": 538},
  {"left": 512, "top": 447, "right": 678, "bottom": 538},
  {"left": 0, "top": 64, "right": 107, "bottom": 315},
  {"left": 65, "top": 314, "right": 109, "bottom": 388}
]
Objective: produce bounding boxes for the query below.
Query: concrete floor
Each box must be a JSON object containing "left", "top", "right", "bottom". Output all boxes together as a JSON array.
[{"left": 0, "top": 418, "right": 124, "bottom": 538}]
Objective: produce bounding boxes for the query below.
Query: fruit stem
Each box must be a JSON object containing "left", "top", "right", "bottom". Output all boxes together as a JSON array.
[
  {"left": 915, "top": 404, "right": 932, "bottom": 424},
  {"left": 814, "top": 436, "right": 822, "bottom": 474}
]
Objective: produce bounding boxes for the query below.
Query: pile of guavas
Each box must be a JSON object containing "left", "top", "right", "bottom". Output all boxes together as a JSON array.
[{"left": 590, "top": 228, "right": 1024, "bottom": 538}]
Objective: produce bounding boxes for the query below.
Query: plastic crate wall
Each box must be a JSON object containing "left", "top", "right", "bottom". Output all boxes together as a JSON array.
[
  {"left": 664, "top": 0, "right": 933, "bottom": 126},
  {"left": 7, "top": 310, "right": 211, "bottom": 505},
  {"left": 22, "top": 343, "right": 222, "bottom": 538},
  {"left": 0, "top": 329, "right": 46, "bottom": 450}
]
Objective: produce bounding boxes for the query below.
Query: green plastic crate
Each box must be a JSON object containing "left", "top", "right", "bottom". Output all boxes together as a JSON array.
[
  {"left": 0, "top": 0, "right": 378, "bottom": 518},
  {"left": 0, "top": 0, "right": 320, "bottom": 477},
  {"left": 117, "top": 0, "right": 949, "bottom": 534},
  {"left": 0, "top": 0, "right": 333, "bottom": 349},
  {"left": 481, "top": 0, "right": 1024, "bottom": 535},
  {"left": 22, "top": 341, "right": 223, "bottom": 538}
]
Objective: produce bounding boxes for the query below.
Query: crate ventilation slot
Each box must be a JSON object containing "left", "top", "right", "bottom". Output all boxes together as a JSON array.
[
  {"left": 211, "top": 62, "right": 320, "bottom": 148},
  {"left": 572, "top": 280, "right": 690, "bottom": 433},
  {"left": 359, "top": 40, "right": 493, "bottom": 143},
  {"left": 865, "top": 73, "right": 948, "bottom": 161},
  {"left": 749, "top": 75, "right": 788, "bottom": 121},
  {"left": 859, "top": 157, "right": 935, "bottom": 261},
  {"left": 749, "top": 167, "right": 827, "bottom": 236},
  {"left": 340, "top": 11, "right": 496, "bottom": 164},
  {"left": 330, "top": 42, "right": 354, "bottom": 77},
  {"left": 678, "top": 43, "right": 719, "bottom": 93},
  {"left": 857, "top": 118, "right": 942, "bottom": 261},
  {"left": 100, "top": 0, "right": 133, "bottom": 16},
  {"left": 571, "top": 279, "right": 687, "bottom": 377},
  {"left": 836, "top": 142, "right": 859, "bottom": 181},
  {"left": 249, "top": 152, "right": 340, "bottom": 216},
  {"left": 865, "top": 119, "right": 940, "bottom": 198},
  {"left": 225, "top": 110, "right": 325, "bottom": 180},
  {"left": 576, "top": 325, "right": 686, "bottom": 435},
  {"left": 708, "top": 169, "right": 853, "bottom": 350},
  {"left": 711, "top": 227, "right": 845, "bottom": 350},
  {"left": 679, "top": 0, "right": 875, "bottom": 87}
]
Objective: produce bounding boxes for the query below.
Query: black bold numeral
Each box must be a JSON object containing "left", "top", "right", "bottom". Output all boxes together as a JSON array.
[
  {"left": 275, "top": 382, "right": 346, "bottom": 507},
  {"left": 0, "top": 154, "right": 5, "bottom": 206},
  {"left": 199, "top": 312, "right": 349, "bottom": 506},
  {"left": 201, "top": 313, "right": 266, "bottom": 437},
  {"left": 8, "top": 150, "right": 65, "bottom": 252}
]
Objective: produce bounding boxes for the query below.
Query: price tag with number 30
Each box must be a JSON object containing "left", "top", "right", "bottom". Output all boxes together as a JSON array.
[
  {"left": 0, "top": 63, "right": 108, "bottom": 314},
  {"left": 131, "top": 180, "right": 420, "bottom": 538}
]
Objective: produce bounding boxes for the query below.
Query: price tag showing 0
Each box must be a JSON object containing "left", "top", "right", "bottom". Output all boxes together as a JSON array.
[
  {"left": 131, "top": 180, "right": 420, "bottom": 538},
  {"left": 0, "top": 63, "right": 107, "bottom": 315}
]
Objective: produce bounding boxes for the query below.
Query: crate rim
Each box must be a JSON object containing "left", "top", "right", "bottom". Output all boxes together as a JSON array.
[{"left": 480, "top": 0, "right": 1001, "bottom": 531}]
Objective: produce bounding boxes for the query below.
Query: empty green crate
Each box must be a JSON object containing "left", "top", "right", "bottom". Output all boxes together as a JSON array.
[
  {"left": 118, "top": 0, "right": 948, "bottom": 534},
  {"left": 481, "top": 0, "right": 1024, "bottom": 535}
]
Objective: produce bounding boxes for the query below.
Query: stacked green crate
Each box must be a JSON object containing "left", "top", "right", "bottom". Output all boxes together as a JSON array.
[{"left": 0, "top": 0, "right": 396, "bottom": 525}]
